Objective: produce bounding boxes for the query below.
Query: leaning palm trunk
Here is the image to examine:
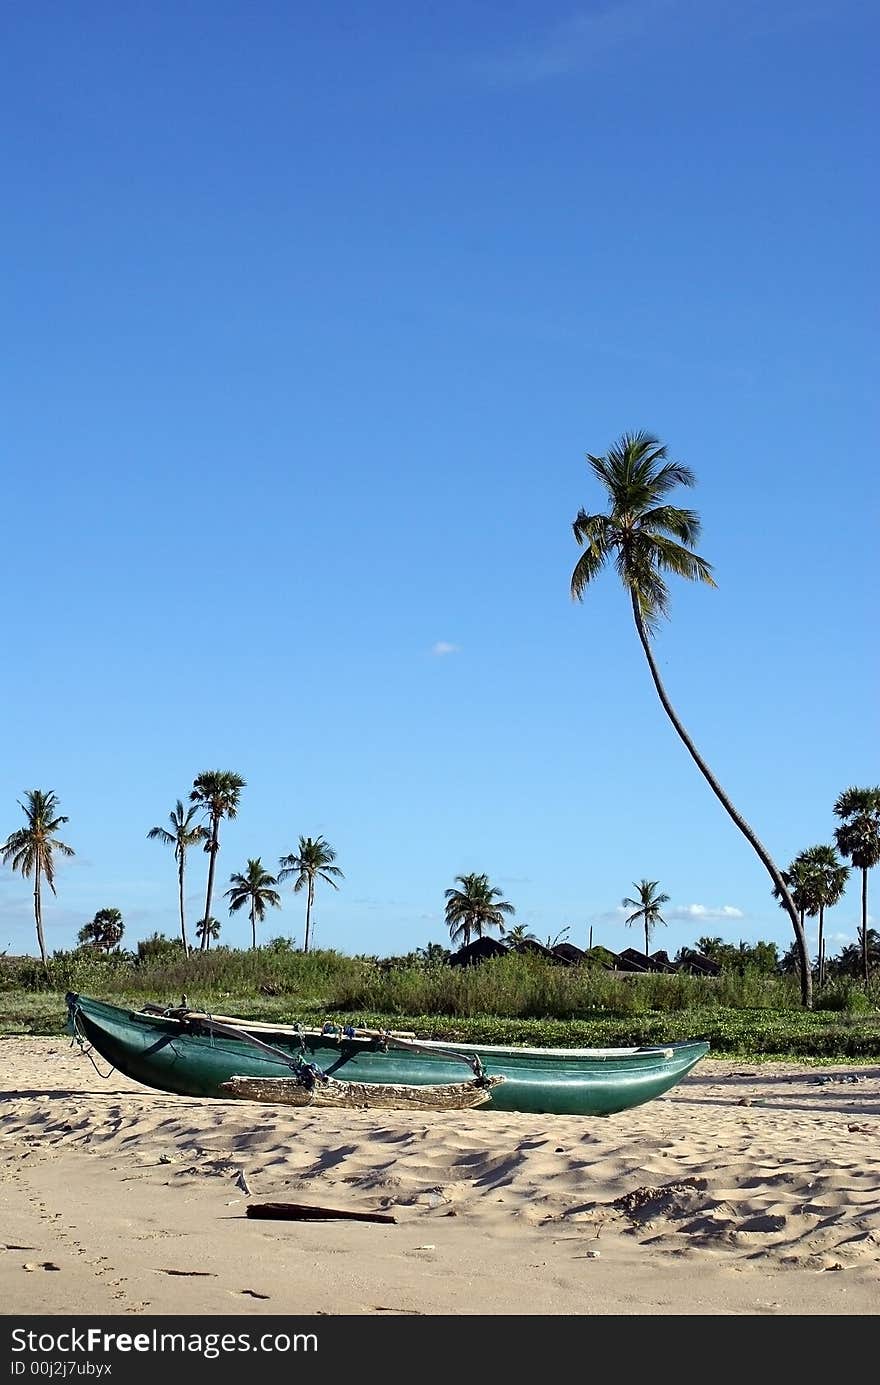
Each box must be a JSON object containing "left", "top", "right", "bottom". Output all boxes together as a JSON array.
[
  {"left": 631, "top": 596, "right": 812, "bottom": 1007},
  {"left": 202, "top": 827, "right": 219, "bottom": 951},
  {"left": 861, "top": 868, "right": 869, "bottom": 988},
  {"left": 34, "top": 862, "right": 47, "bottom": 971},
  {"left": 304, "top": 880, "right": 314, "bottom": 954},
  {"left": 178, "top": 859, "right": 189, "bottom": 956}
]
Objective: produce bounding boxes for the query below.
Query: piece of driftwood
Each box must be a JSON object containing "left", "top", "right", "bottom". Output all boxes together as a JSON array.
[
  {"left": 220, "top": 1072, "right": 503, "bottom": 1110},
  {"left": 246, "top": 1202, "right": 396, "bottom": 1224}
]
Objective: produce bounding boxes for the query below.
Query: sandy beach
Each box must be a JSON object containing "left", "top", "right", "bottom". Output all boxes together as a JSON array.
[{"left": 1, "top": 1036, "right": 879, "bottom": 1316}]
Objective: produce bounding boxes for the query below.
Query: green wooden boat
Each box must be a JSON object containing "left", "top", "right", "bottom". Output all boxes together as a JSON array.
[{"left": 66, "top": 993, "right": 708, "bottom": 1116}]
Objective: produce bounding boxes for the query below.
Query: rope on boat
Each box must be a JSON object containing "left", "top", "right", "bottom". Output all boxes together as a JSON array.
[{"left": 67, "top": 1002, "right": 116, "bottom": 1080}]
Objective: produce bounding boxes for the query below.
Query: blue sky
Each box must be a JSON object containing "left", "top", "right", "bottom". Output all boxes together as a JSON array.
[{"left": 1, "top": 1, "right": 876, "bottom": 964}]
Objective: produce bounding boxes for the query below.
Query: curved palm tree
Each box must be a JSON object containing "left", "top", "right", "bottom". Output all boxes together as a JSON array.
[
  {"left": 190, "top": 771, "right": 246, "bottom": 950},
  {"left": 444, "top": 872, "right": 515, "bottom": 948},
  {"left": 622, "top": 879, "right": 670, "bottom": 957},
  {"left": 571, "top": 431, "right": 812, "bottom": 1006},
  {"left": 277, "top": 836, "right": 343, "bottom": 954},
  {"left": 147, "top": 800, "right": 207, "bottom": 955},
  {"left": 195, "top": 916, "right": 221, "bottom": 949},
  {"left": 78, "top": 908, "right": 124, "bottom": 953},
  {"left": 2, "top": 789, "right": 75, "bottom": 969},
  {"left": 801, "top": 844, "right": 849, "bottom": 988},
  {"left": 225, "top": 858, "right": 281, "bottom": 950},
  {"left": 834, "top": 786, "right": 880, "bottom": 987}
]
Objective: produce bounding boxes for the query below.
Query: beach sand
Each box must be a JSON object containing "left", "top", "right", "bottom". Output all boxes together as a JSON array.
[{"left": 1, "top": 1037, "right": 879, "bottom": 1316}]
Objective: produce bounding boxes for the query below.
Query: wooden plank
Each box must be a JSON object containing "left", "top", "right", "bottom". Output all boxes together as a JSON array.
[{"left": 246, "top": 1202, "right": 396, "bottom": 1224}]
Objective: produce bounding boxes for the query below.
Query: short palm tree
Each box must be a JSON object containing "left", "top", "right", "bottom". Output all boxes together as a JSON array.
[
  {"left": 78, "top": 908, "right": 124, "bottom": 953},
  {"left": 147, "top": 800, "right": 207, "bottom": 955},
  {"left": 506, "top": 923, "right": 538, "bottom": 945},
  {"left": 801, "top": 844, "right": 849, "bottom": 988},
  {"left": 2, "top": 789, "right": 75, "bottom": 969},
  {"left": 831, "top": 929, "right": 880, "bottom": 979},
  {"left": 834, "top": 786, "right": 880, "bottom": 987},
  {"left": 195, "top": 916, "right": 221, "bottom": 948},
  {"left": 622, "top": 879, "right": 670, "bottom": 957},
  {"left": 190, "top": 771, "right": 246, "bottom": 950},
  {"left": 225, "top": 858, "right": 281, "bottom": 950},
  {"left": 444, "top": 872, "right": 515, "bottom": 948},
  {"left": 571, "top": 432, "right": 812, "bottom": 1006},
  {"left": 278, "top": 836, "right": 343, "bottom": 954}
]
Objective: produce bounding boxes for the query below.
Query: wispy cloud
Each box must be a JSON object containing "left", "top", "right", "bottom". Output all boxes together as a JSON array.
[
  {"left": 474, "top": 0, "right": 675, "bottom": 87},
  {"left": 473, "top": 0, "right": 837, "bottom": 88},
  {"left": 667, "top": 904, "right": 745, "bottom": 921},
  {"left": 430, "top": 641, "right": 460, "bottom": 657}
]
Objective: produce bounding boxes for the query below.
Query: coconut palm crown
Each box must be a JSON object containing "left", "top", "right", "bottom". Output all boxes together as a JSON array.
[
  {"left": 277, "top": 836, "right": 343, "bottom": 954},
  {"left": 622, "top": 879, "right": 670, "bottom": 957},
  {"left": 570, "top": 431, "right": 812, "bottom": 1007},
  {"left": 444, "top": 872, "right": 515, "bottom": 949}
]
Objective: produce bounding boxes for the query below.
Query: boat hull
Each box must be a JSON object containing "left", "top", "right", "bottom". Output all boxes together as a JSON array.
[{"left": 67, "top": 994, "right": 708, "bottom": 1116}]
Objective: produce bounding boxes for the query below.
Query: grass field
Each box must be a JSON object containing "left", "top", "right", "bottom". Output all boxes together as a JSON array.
[{"left": 2, "top": 946, "right": 879, "bottom": 1059}]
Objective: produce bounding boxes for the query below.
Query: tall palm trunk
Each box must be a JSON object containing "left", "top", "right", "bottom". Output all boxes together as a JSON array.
[
  {"left": 631, "top": 596, "right": 812, "bottom": 1008},
  {"left": 34, "top": 858, "right": 47, "bottom": 972},
  {"left": 644, "top": 920, "right": 649, "bottom": 957},
  {"left": 178, "top": 855, "right": 190, "bottom": 956},
  {"left": 861, "top": 867, "right": 869, "bottom": 987},
  {"left": 304, "top": 877, "right": 314, "bottom": 954},
  {"left": 202, "top": 818, "right": 220, "bottom": 951},
  {"left": 251, "top": 901, "right": 257, "bottom": 951},
  {"left": 818, "top": 904, "right": 825, "bottom": 990}
]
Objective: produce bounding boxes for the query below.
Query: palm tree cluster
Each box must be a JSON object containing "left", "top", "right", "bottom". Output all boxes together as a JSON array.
[{"left": 148, "top": 773, "right": 344, "bottom": 954}]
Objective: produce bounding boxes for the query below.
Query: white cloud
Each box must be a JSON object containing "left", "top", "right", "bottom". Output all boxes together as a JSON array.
[
  {"left": 475, "top": 0, "right": 675, "bottom": 86},
  {"left": 667, "top": 904, "right": 745, "bottom": 921},
  {"left": 431, "top": 641, "right": 460, "bottom": 657}
]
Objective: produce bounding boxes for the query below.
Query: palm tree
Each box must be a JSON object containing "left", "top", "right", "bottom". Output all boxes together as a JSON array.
[
  {"left": 622, "top": 879, "right": 670, "bottom": 956},
  {"left": 147, "top": 800, "right": 207, "bottom": 955},
  {"left": 195, "top": 916, "right": 221, "bottom": 948},
  {"left": 277, "top": 836, "right": 343, "bottom": 954},
  {"left": 800, "top": 844, "right": 849, "bottom": 988},
  {"left": 444, "top": 872, "right": 515, "bottom": 948},
  {"left": 570, "top": 431, "right": 812, "bottom": 1006},
  {"left": 77, "top": 908, "right": 124, "bottom": 953},
  {"left": 834, "top": 786, "right": 880, "bottom": 987},
  {"left": 2, "top": 789, "right": 75, "bottom": 969},
  {"left": 225, "top": 859, "right": 281, "bottom": 950},
  {"left": 773, "top": 854, "right": 816, "bottom": 976},
  {"left": 190, "top": 771, "right": 246, "bottom": 950}
]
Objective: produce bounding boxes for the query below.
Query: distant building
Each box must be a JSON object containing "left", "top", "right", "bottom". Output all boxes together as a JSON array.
[{"left": 447, "top": 937, "right": 508, "bottom": 967}]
